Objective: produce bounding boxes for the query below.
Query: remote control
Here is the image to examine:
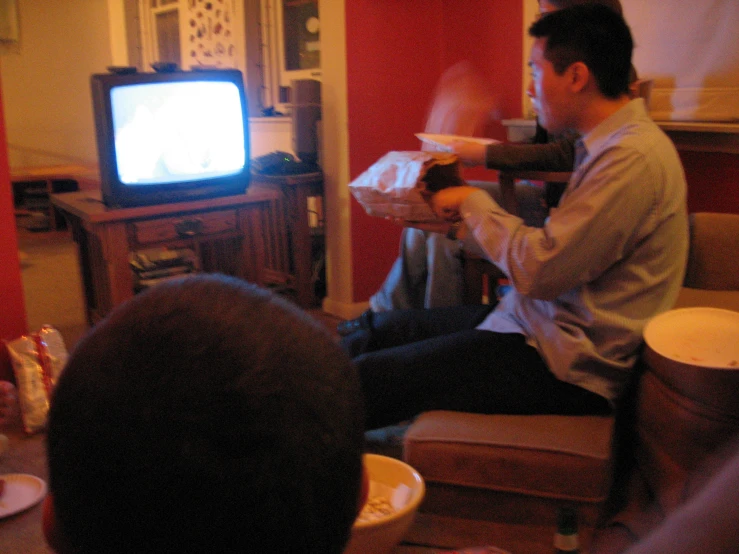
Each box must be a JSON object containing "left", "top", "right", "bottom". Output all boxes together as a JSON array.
[
  {"left": 107, "top": 66, "right": 138, "bottom": 75},
  {"left": 151, "top": 61, "right": 179, "bottom": 73}
]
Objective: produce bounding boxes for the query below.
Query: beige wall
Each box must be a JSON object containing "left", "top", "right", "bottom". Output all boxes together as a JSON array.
[
  {"left": 317, "top": 0, "right": 353, "bottom": 318},
  {"left": 0, "top": 0, "right": 114, "bottom": 168}
]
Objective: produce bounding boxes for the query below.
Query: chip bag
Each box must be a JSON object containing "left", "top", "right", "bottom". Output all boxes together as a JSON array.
[
  {"left": 5, "top": 325, "right": 68, "bottom": 434},
  {"left": 349, "top": 151, "right": 463, "bottom": 222}
]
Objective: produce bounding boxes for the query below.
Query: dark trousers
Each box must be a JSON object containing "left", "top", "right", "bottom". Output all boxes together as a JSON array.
[{"left": 341, "top": 305, "right": 611, "bottom": 430}]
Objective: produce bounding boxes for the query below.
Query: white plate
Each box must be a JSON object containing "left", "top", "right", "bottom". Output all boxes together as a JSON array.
[
  {"left": 644, "top": 307, "right": 739, "bottom": 369},
  {"left": 0, "top": 473, "right": 47, "bottom": 519},
  {"left": 415, "top": 133, "right": 499, "bottom": 152}
]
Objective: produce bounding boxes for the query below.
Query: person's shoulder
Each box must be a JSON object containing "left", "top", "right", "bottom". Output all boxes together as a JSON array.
[
  {"left": 607, "top": 103, "right": 674, "bottom": 158},
  {"left": 621, "top": 118, "right": 678, "bottom": 162}
]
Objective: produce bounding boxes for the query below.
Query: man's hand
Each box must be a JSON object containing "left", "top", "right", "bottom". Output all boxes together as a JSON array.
[
  {"left": 431, "top": 186, "right": 480, "bottom": 222},
  {"left": 423, "top": 61, "right": 498, "bottom": 140}
]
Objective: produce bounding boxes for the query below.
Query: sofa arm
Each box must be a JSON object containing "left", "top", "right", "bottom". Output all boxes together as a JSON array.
[
  {"left": 674, "top": 287, "right": 739, "bottom": 311},
  {"left": 684, "top": 213, "right": 739, "bottom": 290}
]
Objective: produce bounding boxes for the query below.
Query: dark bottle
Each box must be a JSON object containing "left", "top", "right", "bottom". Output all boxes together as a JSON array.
[{"left": 554, "top": 506, "right": 579, "bottom": 553}]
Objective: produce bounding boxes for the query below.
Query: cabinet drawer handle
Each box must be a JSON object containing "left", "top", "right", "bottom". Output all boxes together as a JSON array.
[{"left": 175, "top": 218, "right": 204, "bottom": 237}]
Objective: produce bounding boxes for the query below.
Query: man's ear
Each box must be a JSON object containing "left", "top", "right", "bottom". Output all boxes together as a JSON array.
[
  {"left": 568, "top": 61, "right": 590, "bottom": 93},
  {"left": 42, "top": 494, "right": 75, "bottom": 554}
]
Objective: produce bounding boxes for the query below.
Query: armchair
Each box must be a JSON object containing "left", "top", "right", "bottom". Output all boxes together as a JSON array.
[{"left": 403, "top": 212, "right": 739, "bottom": 552}]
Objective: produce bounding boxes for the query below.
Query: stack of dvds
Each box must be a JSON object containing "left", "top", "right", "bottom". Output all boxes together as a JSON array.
[{"left": 129, "top": 248, "right": 197, "bottom": 290}]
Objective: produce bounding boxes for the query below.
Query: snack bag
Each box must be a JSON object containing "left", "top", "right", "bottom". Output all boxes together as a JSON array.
[
  {"left": 349, "top": 151, "right": 463, "bottom": 222},
  {"left": 5, "top": 326, "right": 68, "bottom": 434}
]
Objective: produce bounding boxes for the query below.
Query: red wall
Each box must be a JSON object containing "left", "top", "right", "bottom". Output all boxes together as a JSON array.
[
  {"left": 345, "top": 1, "right": 440, "bottom": 301},
  {"left": 0, "top": 73, "right": 27, "bottom": 381},
  {"left": 345, "top": 0, "right": 524, "bottom": 301}
]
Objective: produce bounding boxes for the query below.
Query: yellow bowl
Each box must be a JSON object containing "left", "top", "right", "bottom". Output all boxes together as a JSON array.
[
  {"left": 644, "top": 307, "right": 739, "bottom": 369},
  {"left": 344, "top": 453, "right": 425, "bottom": 554},
  {"left": 643, "top": 307, "right": 739, "bottom": 416}
]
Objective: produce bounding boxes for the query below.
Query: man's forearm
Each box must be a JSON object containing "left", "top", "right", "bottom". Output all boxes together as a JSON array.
[{"left": 485, "top": 135, "right": 576, "bottom": 172}]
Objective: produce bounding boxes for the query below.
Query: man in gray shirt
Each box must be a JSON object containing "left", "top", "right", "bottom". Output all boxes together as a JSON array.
[
  {"left": 341, "top": 0, "right": 636, "bottom": 335},
  {"left": 343, "top": 5, "right": 688, "bottom": 430}
]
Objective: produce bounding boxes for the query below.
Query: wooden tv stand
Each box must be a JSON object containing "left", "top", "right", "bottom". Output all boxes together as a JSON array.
[{"left": 51, "top": 189, "right": 279, "bottom": 325}]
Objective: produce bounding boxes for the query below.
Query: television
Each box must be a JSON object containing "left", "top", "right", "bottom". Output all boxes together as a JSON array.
[{"left": 91, "top": 68, "right": 250, "bottom": 208}]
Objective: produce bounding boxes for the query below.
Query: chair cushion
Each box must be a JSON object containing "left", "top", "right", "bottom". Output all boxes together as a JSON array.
[
  {"left": 404, "top": 411, "right": 615, "bottom": 503},
  {"left": 684, "top": 212, "right": 739, "bottom": 290}
]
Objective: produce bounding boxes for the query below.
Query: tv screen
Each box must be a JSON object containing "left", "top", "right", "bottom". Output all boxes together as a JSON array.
[{"left": 91, "top": 69, "right": 250, "bottom": 208}]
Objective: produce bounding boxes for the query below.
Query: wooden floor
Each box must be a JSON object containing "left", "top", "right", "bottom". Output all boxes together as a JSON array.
[
  {"left": 395, "top": 513, "right": 554, "bottom": 553},
  {"left": 0, "top": 429, "right": 556, "bottom": 554},
  {"left": 305, "top": 306, "right": 343, "bottom": 336}
]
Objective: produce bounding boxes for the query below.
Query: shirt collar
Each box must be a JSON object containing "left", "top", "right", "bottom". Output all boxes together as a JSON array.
[{"left": 578, "top": 98, "right": 649, "bottom": 164}]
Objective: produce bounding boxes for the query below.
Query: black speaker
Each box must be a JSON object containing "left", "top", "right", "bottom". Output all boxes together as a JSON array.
[{"left": 291, "top": 79, "right": 321, "bottom": 164}]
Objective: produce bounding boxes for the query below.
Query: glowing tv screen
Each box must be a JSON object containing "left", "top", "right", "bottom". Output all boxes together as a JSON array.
[{"left": 91, "top": 69, "right": 250, "bottom": 208}]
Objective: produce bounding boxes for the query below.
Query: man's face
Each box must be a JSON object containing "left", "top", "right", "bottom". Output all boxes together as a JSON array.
[{"left": 527, "top": 38, "right": 573, "bottom": 135}]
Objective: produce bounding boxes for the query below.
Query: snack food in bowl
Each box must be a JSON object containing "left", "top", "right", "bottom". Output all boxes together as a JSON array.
[{"left": 344, "top": 453, "right": 425, "bottom": 554}]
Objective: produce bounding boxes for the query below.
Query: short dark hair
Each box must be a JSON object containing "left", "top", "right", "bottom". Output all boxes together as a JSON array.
[
  {"left": 47, "top": 275, "right": 365, "bottom": 554},
  {"left": 544, "top": 0, "right": 623, "bottom": 15},
  {"left": 530, "top": 4, "right": 633, "bottom": 99}
]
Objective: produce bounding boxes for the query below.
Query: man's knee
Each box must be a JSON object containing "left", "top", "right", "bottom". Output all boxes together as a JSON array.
[{"left": 401, "top": 227, "right": 429, "bottom": 252}]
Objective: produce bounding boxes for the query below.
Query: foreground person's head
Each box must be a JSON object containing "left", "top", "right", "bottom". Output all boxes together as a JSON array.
[
  {"left": 538, "top": 0, "right": 624, "bottom": 16},
  {"left": 44, "top": 275, "right": 365, "bottom": 554}
]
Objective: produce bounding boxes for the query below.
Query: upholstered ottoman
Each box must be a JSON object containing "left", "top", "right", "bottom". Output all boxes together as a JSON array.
[{"left": 403, "top": 411, "right": 616, "bottom": 528}]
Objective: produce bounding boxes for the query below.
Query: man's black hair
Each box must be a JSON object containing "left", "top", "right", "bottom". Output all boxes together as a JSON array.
[
  {"left": 47, "top": 274, "right": 365, "bottom": 553},
  {"left": 544, "top": 0, "right": 624, "bottom": 15},
  {"left": 530, "top": 4, "right": 633, "bottom": 99}
]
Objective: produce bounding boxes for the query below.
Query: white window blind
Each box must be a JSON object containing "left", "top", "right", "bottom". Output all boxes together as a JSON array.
[{"left": 622, "top": 0, "right": 739, "bottom": 122}]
